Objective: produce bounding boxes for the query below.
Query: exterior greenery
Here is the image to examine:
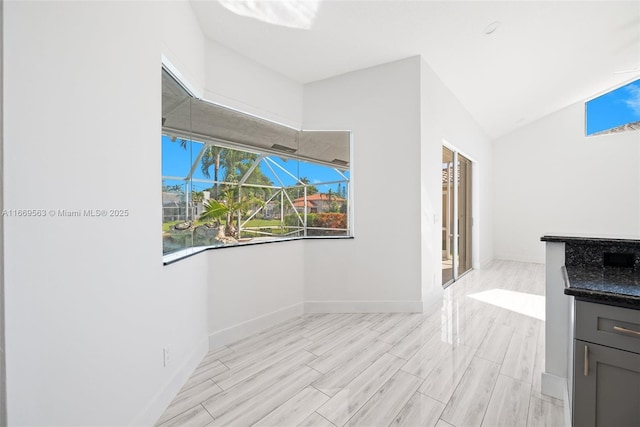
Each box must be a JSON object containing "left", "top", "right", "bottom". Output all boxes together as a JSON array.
[{"left": 162, "top": 137, "right": 350, "bottom": 255}]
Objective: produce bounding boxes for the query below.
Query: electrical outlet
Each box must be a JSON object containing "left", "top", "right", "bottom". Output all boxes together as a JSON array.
[{"left": 163, "top": 347, "right": 171, "bottom": 367}]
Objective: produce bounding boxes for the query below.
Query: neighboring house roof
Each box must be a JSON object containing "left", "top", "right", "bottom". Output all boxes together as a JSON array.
[
  {"left": 591, "top": 120, "right": 640, "bottom": 136},
  {"left": 292, "top": 193, "right": 346, "bottom": 204},
  {"left": 293, "top": 200, "right": 317, "bottom": 208},
  {"left": 292, "top": 193, "right": 345, "bottom": 208}
]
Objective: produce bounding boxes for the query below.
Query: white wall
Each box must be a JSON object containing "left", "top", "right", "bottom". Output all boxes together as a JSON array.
[
  {"left": 419, "top": 59, "right": 493, "bottom": 304},
  {"left": 161, "top": 1, "right": 206, "bottom": 96},
  {"left": 198, "top": 31, "right": 307, "bottom": 349},
  {"left": 301, "top": 56, "right": 493, "bottom": 311},
  {"left": 493, "top": 101, "right": 640, "bottom": 263},
  {"left": 207, "top": 241, "right": 304, "bottom": 348},
  {"left": 4, "top": 1, "right": 210, "bottom": 425},
  {"left": 302, "top": 57, "right": 424, "bottom": 311},
  {"left": 204, "top": 40, "right": 304, "bottom": 129}
]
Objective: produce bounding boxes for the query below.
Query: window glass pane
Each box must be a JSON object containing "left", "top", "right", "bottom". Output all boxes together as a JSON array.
[
  {"left": 161, "top": 136, "right": 192, "bottom": 177},
  {"left": 162, "top": 138, "right": 207, "bottom": 255},
  {"left": 261, "top": 156, "right": 301, "bottom": 188},
  {"left": 294, "top": 160, "right": 349, "bottom": 237},
  {"left": 162, "top": 177, "right": 192, "bottom": 254},
  {"left": 217, "top": 147, "right": 261, "bottom": 184},
  {"left": 586, "top": 78, "right": 640, "bottom": 136},
  {"left": 162, "top": 68, "right": 351, "bottom": 262}
]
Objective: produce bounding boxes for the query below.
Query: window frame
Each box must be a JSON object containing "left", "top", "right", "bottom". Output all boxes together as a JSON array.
[
  {"left": 161, "top": 65, "right": 353, "bottom": 264},
  {"left": 585, "top": 77, "right": 640, "bottom": 137}
]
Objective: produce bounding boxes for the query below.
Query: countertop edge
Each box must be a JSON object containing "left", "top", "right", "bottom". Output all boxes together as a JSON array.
[
  {"left": 564, "top": 287, "right": 640, "bottom": 310},
  {"left": 541, "top": 235, "right": 640, "bottom": 244},
  {"left": 563, "top": 264, "right": 640, "bottom": 310}
]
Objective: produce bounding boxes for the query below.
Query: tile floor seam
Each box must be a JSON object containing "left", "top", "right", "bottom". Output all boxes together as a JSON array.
[
  {"left": 415, "top": 388, "right": 447, "bottom": 405},
  {"left": 526, "top": 394, "right": 536, "bottom": 427},
  {"left": 339, "top": 367, "right": 411, "bottom": 427},
  {"left": 309, "top": 384, "right": 332, "bottom": 399},
  {"left": 523, "top": 379, "right": 535, "bottom": 427},
  {"left": 217, "top": 359, "right": 231, "bottom": 370},
  {"left": 479, "top": 343, "right": 514, "bottom": 427},
  {"left": 315, "top": 411, "right": 338, "bottom": 427},
  {"left": 201, "top": 403, "right": 216, "bottom": 422},
  {"left": 307, "top": 364, "right": 327, "bottom": 377}
]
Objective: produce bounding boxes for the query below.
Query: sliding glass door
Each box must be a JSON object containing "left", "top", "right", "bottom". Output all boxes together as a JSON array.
[
  {"left": 457, "top": 154, "right": 472, "bottom": 276},
  {"left": 442, "top": 146, "right": 472, "bottom": 287},
  {"left": 442, "top": 148, "right": 455, "bottom": 285}
]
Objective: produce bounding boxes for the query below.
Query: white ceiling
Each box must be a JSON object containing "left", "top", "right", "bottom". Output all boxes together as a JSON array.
[{"left": 190, "top": 0, "right": 640, "bottom": 138}]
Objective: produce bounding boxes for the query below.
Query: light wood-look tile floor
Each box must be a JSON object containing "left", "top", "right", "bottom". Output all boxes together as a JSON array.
[{"left": 157, "top": 260, "right": 565, "bottom": 427}]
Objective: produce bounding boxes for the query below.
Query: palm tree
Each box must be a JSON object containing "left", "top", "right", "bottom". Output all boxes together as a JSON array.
[
  {"left": 191, "top": 191, "right": 204, "bottom": 203},
  {"left": 301, "top": 177, "right": 319, "bottom": 196},
  {"left": 201, "top": 147, "right": 270, "bottom": 196},
  {"left": 201, "top": 148, "right": 274, "bottom": 222},
  {"left": 200, "top": 189, "right": 263, "bottom": 238},
  {"left": 221, "top": 149, "right": 274, "bottom": 200},
  {"left": 220, "top": 149, "right": 256, "bottom": 183},
  {"left": 200, "top": 146, "right": 225, "bottom": 198}
]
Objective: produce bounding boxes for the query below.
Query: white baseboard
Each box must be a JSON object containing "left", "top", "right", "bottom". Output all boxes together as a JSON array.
[
  {"left": 541, "top": 372, "right": 572, "bottom": 426},
  {"left": 208, "top": 302, "right": 304, "bottom": 349},
  {"left": 304, "top": 300, "right": 423, "bottom": 313},
  {"left": 135, "top": 336, "right": 209, "bottom": 426},
  {"left": 208, "top": 300, "right": 424, "bottom": 350},
  {"left": 541, "top": 372, "right": 567, "bottom": 401}
]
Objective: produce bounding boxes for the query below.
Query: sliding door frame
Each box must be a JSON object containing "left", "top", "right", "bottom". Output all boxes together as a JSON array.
[{"left": 442, "top": 141, "right": 477, "bottom": 286}]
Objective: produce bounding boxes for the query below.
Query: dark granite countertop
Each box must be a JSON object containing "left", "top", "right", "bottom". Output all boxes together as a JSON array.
[
  {"left": 541, "top": 234, "right": 640, "bottom": 245},
  {"left": 542, "top": 235, "right": 640, "bottom": 309},
  {"left": 563, "top": 266, "right": 640, "bottom": 309}
]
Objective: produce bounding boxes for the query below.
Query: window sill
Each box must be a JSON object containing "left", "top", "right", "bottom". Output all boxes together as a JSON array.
[{"left": 163, "top": 235, "right": 354, "bottom": 265}]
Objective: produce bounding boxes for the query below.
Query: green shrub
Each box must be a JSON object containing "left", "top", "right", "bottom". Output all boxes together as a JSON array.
[
  {"left": 308, "top": 213, "right": 347, "bottom": 236},
  {"left": 284, "top": 213, "right": 305, "bottom": 227}
]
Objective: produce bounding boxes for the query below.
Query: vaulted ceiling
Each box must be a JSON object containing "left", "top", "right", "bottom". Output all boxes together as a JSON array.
[{"left": 191, "top": 1, "right": 640, "bottom": 139}]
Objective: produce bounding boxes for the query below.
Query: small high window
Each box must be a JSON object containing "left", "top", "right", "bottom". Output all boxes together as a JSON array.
[{"left": 586, "top": 78, "right": 640, "bottom": 136}]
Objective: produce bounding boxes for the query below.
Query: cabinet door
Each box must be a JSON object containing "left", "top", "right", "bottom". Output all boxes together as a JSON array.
[{"left": 573, "top": 340, "right": 640, "bottom": 427}]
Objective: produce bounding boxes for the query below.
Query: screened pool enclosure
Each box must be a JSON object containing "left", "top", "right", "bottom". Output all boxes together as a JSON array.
[{"left": 162, "top": 68, "right": 351, "bottom": 257}]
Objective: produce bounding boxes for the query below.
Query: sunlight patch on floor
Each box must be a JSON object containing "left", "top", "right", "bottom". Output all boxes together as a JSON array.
[{"left": 468, "top": 288, "right": 545, "bottom": 321}]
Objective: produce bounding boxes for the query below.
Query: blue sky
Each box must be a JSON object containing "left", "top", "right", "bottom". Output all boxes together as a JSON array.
[
  {"left": 161, "top": 136, "right": 349, "bottom": 195},
  {"left": 586, "top": 78, "right": 640, "bottom": 135}
]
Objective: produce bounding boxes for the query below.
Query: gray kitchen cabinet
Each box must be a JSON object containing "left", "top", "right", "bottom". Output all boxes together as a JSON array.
[
  {"left": 572, "top": 301, "right": 640, "bottom": 427},
  {"left": 573, "top": 339, "right": 640, "bottom": 427}
]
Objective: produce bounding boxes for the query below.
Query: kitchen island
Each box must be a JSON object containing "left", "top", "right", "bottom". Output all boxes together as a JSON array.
[{"left": 541, "top": 235, "right": 640, "bottom": 426}]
